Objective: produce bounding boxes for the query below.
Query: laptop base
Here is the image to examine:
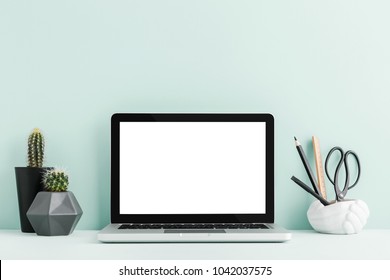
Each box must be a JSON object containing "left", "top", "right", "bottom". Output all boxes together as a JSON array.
[{"left": 98, "top": 223, "right": 291, "bottom": 243}]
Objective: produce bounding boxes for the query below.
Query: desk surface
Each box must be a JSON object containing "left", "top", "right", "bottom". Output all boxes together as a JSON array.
[{"left": 1, "top": 230, "right": 389, "bottom": 260}]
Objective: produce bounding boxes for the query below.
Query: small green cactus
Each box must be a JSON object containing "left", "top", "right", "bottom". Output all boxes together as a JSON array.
[
  {"left": 28, "top": 128, "right": 45, "bottom": 168},
  {"left": 43, "top": 169, "right": 69, "bottom": 192}
]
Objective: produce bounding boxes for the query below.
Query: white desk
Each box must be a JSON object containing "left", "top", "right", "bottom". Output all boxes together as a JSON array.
[{"left": 1, "top": 230, "right": 389, "bottom": 260}]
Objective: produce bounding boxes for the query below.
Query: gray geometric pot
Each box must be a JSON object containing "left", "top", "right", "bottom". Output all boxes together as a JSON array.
[{"left": 27, "top": 191, "right": 83, "bottom": 236}]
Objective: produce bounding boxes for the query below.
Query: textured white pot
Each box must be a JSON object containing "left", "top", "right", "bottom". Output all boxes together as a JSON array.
[{"left": 307, "top": 199, "right": 369, "bottom": 234}]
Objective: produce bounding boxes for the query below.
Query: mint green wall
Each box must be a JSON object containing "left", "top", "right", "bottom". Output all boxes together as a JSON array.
[{"left": 1, "top": 0, "right": 389, "bottom": 230}]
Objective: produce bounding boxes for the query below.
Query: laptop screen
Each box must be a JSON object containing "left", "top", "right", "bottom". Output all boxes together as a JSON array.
[
  {"left": 119, "top": 122, "right": 266, "bottom": 215},
  {"left": 111, "top": 114, "right": 274, "bottom": 224}
]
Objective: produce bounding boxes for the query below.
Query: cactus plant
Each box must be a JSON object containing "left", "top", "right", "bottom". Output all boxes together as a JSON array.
[
  {"left": 43, "top": 169, "right": 69, "bottom": 192},
  {"left": 27, "top": 128, "right": 45, "bottom": 168}
]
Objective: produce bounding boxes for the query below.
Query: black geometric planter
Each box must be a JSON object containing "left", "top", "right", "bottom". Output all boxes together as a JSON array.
[{"left": 15, "top": 167, "right": 52, "bottom": 233}]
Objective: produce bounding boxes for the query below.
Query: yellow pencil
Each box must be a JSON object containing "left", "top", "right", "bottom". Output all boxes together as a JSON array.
[{"left": 312, "top": 136, "right": 327, "bottom": 199}]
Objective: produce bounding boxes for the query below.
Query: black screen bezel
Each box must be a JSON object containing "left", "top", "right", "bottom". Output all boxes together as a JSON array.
[{"left": 111, "top": 113, "right": 274, "bottom": 223}]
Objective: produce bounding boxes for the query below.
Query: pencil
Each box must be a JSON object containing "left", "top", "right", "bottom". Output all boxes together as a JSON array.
[
  {"left": 294, "top": 137, "right": 320, "bottom": 195},
  {"left": 312, "top": 136, "right": 327, "bottom": 199},
  {"left": 291, "top": 176, "right": 330, "bottom": 206}
]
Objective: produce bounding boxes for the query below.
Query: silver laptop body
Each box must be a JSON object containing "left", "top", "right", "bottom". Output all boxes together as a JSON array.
[{"left": 98, "top": 113, "right": 291, "bottom": 242}]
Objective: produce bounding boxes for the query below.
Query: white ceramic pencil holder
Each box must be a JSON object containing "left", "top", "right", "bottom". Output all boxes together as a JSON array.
[{"left": 307, "top": 199, "right": 369, "bottom": 234}]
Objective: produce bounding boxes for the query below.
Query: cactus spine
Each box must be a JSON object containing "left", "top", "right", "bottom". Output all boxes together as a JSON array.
[
  {"left": 28, "top": 128, "right": 45, "bottom": 168},
  {"left": 43, "top": 169, "right": 69, "bottom": 192}
]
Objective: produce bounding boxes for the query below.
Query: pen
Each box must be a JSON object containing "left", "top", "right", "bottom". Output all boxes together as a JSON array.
[
  {"left": 291, "top": 176, "right": 330, "bottom": 206},
  {"left": 294, "top": 137, "right": 320, "bottom": 195}
]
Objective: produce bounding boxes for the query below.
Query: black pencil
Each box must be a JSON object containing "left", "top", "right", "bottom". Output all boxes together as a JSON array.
[
  {"left": 291, "top": 176, "right": 330, "bottom": 206},
  {"left": 294, "top": 137, "right": 320, "bottom": 195}
]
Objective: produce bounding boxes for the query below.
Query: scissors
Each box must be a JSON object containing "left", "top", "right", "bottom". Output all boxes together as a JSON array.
[{"left": 324, "top": 146, "right": 361, "bottom": 201}]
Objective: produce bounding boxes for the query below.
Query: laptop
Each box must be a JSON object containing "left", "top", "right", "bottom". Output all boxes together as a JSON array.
[{"left": 98, "top": 113, "right": 291, "bottom": 242}]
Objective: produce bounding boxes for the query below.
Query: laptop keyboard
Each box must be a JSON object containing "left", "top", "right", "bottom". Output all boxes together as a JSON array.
[{"left": 118, "top": 223, "right": 269, "bottom": 230}]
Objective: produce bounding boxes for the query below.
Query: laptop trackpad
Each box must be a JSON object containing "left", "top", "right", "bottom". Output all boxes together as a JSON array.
[{"left": 165, "top": 229, "right": 226, "bottom": 234}]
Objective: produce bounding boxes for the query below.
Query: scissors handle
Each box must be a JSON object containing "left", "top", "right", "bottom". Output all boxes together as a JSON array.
[
  {"left": 325, "top": 147, "right": 361, "bottom": 200},
  {"left": 342, "top": 150, "right": 361, "bottom": 189}
]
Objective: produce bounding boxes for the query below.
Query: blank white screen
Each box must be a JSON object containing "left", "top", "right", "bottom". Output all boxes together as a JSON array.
[{"left": 119, "top": 122, "right": 266, "bottom": 214}]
